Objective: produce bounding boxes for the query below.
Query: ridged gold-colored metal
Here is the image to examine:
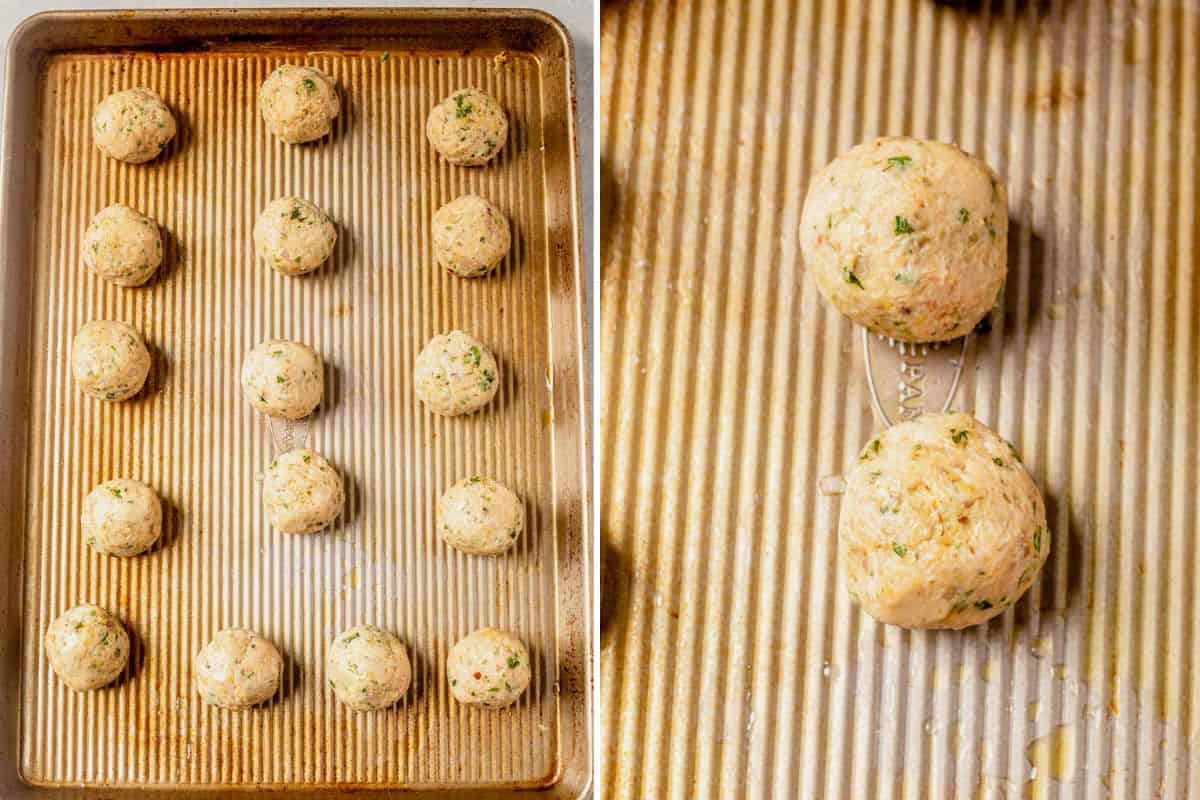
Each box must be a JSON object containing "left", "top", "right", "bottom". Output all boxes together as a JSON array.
[
  {"left": 601, "top": 1, "right": 1198, "bottom": 797},
  {"left": 0, "top": 9, "right": 589, "bottom": 797}
]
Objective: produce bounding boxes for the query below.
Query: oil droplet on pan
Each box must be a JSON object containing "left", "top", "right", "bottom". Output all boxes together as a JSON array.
[
  {"left": 818, "top": 475, "right": 846, "bottom": 495},
  {"left": 1025, "top": 725, "right": 1076, "bottom": 798}
]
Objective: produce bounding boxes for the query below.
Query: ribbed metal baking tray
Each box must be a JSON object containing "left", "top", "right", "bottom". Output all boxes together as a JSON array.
[
  {"left": 0, "top": 8, "right": 590, "bottom": 797},
  {"left": 601, "top": 0, "right": 1198, "bottom": 797}
]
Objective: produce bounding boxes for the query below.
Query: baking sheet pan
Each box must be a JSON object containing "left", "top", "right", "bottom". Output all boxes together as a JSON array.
[
  {"left": 0, "top": 8, "right": 590, "bottom": 797},
  {"left": 600, "top": 0, "right": 1198, "bottom": 797}
]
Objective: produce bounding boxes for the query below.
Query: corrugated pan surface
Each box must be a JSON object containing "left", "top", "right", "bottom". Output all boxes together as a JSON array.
[
  {"left": 600, "top": 0, "right": 1198, "bottom": 797},
  {"left": 0, "top": 9, "right": 588, "bottom": 797}
]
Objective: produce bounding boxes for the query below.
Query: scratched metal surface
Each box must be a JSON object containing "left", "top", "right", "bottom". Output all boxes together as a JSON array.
[
  {"left": 600, "top": 0, "right": 1200, "bottom": 797},
  {"left": 0, "top": 9, "right": 590, "bottom": 797}
]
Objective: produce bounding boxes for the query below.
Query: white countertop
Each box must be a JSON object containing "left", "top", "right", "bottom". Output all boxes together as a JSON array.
[{"left": 0, "top": 0, "right": 595, "bottom": 329}]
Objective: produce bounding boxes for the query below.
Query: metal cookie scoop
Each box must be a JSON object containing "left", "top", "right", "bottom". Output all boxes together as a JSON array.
[
  {"left": 268, "top": 416, "right": 312, "bottom": 455},
  {"left": 862, "top": 329, "right": 969, "bottom": 427}
]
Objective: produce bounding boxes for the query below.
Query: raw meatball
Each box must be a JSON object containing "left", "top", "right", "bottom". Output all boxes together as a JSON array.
[
  {"left": 800, "top": 137, "right": 1008, "bottom": 342},
  {"left": 240, "top": 339, "right": 323, "bottom": 419},
  {"left": 425, "top": 88, "right": 508, "bottom": 166},
  {"left": 82, "top": 204, "right": 163, "bottom": 287},
  {"left": 71, "top": 320, "right": 151, "bottom": 402},
  {"left": 254, "top": 196, "right": 337, "bottom": 276},
  {"left": 437, "top": 476, "right": 524, "bottom": 555},
  {"left": 413, "top": 330, "right": 499, "bottom": 416},
  {"left": 447, "top": 628, "right": 531, "bottom": 708},
  {"left": 262, "top": 448, "right": 344, "bottom": 534},
  {"left": 326, "top": 625, "right": 411, "bottom": 711},
  {"left": 195, "top": 628, "right": 283, "bottom": 709},
  {"left": 259, "top": 64, "right": 340, "bottom": 144},
  {"left": 432, "top": 195, "right": 511, "bottom": 277},
  {"left": 44, "top": 604, "right": 129, "bottom": 691},
  {"left": 840, "top": 412, "right": 1048, "bottom": 630},
  {"left": 92, "top": 87, "right": 176, "bottom": 163},
  {"left": 82, "top": 479, "right": 162, "bottom": 557}
]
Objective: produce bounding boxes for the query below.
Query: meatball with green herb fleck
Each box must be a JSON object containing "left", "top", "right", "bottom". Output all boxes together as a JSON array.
[
  {"left": 71, "top": 320, "right": 151, "bottom": 402},
  {"left": 447, "top": 628, "right": 531, "bottom": 708},
  {"left": 82, "top": 479, "right": 162, "bottom": 557},
  {"left": 433, "top": 194, "right": 511, "bottom": 277},
  {"left": 414, "top": 330, "right": 499, "bottom": 416},
  {"left": 801, "top": 137, "right": 1007, "bottom": 342},
  {"left": 82, "top": 204, "right": 163, "bottom": 287},
  {"left": 326, "top": 625, "right": 411, "bottom": 711},
  {"left": 259, "top": 64, "right": 340, "bottom": 144},
  {"left": 840, "top": 412, "right": 1048, "bottom": 630},
  {"left": 254, "top": 197, "right": 337, "bottom": 275},
  {"left": 240, "top": 339, "right": 323, "bottom": 419},
  {"left": 44, "top": 604, "right": 129, "bottom": 691},
  {"left": 426, "top": 88, "right": 507, "bottom": 166},
  {"left": 195, "top": 628, "right": 283, "bottom": 708},
  {"left": 92, "top": 87, "right": 176, "bottom": 164},
  {"left": 262, "top": 448, "right": 344, "bottom": 534},
  {"left": 437, "top": 476, "right": 524, "bottom": 555}
]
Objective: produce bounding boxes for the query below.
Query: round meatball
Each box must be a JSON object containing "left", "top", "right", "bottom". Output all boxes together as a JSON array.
[
  {"left": 425, "top": 88, "right": 508, "bottom": 166},
  {"left": 93, "top": 87, "right": 176, "bottom": 164},
  {"left": 447, "top": 628, "right": 531, "bottom": 708},
  {"left": 262, "top": 448, "right": 344, "bottom": 534},
  {"left": 71, "top": 320, "right": 151, "bottom": 402},
  {"left": 800, "top": 137, "right": 1007, "bottom": 342},
  {"left": 44, "top": 604, "right": 129, "bottom": 691},
  {"left": 82, "top": 479, "right": 162, "bottom": 557},
  {"left": 253, "top": 197, "right": 337, "bottom": 276},
  {"left": 840, "top": 412, "right": 1048, "bottom": 630},
  {"left": 195, "top": 628, "right": 283, "bottom": 709},
  {"left": 432, "top": 195, "right": 511, "bottom": 277},
  {"left": 437, "top": 476, "right": 524, "bottom": 555},
  {"left": 82, "top": 204, "right": 162, "bottom": 287},
  {"left": 259, "top": 64, "right": 340, "bottom": 144},
  {"left": 326, "top": 625, "right": 411, "bottom": 711},
  {"left": 414, "top": 330, "right": 499, "bottom": 416},
  {"left": 240, "top": 339, "right": 323, "bottom": 420}
]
